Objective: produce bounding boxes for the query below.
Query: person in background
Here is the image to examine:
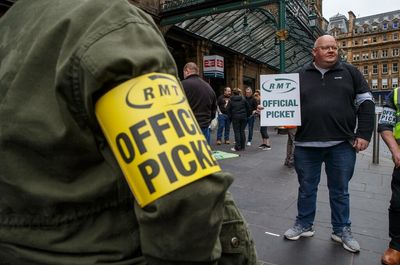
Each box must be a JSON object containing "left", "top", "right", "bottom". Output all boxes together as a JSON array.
[
  {"left": 378, "top": 89, "right": 400, "bottom": 265},
  {"left": 254, "top": 90, "right": 271, "bottom": 151},
  {"left": 227, "top": 88, "right": 250, "bottom": 152},
  {"left": 259, "top": 126, "right": 272, "bottom": 151},
  {"left": 284, "top": 35, "right": 375, "bottom": 253},
  {"left": 0, "top": 1, "right": 255, "bottom": 264},
  {"left": 216, "top": 86, "right": 232, "bottom": 145},
  {"left": 182, "top": 62, "right": 217, "bottom": 144},
  {"left": 245, "top": 87, "right": 258, "bottom": 147},
  {"left": 283, "top": 126, "right": 297, "bottom": 168}
]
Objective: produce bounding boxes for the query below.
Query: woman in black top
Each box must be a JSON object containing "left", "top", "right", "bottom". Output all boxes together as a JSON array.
[{"left": 227, "top": 88, "right": 251, "bottom": 151}]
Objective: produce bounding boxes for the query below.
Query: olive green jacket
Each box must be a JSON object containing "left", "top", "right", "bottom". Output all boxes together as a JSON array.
[{"left": 0, "top": 1, "right": 258, "bottom": 264}]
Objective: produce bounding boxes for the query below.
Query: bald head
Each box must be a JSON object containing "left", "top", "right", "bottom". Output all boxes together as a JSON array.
[
  {"left": 314, "top": 35, "right": 336, "bottom": 48},
  {"left": 312, "top": 35, "right": 339, "bottom": 69}
]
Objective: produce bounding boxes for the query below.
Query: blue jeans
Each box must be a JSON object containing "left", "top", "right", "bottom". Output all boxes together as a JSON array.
[
  {"left": 217, "top": 114, "right": 230, "bottom": 141},
  {"left": 246, "top": 115, "right": 255, "bottom": 142},
  {"left": 201, "top": 127, "right": 211, "bottom": 145},
  {"left": 294, "top": 141, "right": 356, "bottom": 234}
]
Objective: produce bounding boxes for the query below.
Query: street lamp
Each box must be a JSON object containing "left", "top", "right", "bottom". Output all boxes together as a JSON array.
[{"left": 308, "top": 12, "right": 317, "bottom": 28}]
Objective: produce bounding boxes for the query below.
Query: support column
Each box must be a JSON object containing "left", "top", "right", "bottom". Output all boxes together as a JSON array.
[
  {"left": 237, "top": 55, "right": 245, "bottom": 90},
  {"left": 196, "top": 40, "right": 212, "bottom": 77},
  {"left": 277, "top": 0, "right": 288, "bottom": 73}
]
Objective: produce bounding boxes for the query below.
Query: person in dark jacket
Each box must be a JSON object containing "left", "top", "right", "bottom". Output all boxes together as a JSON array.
[
  {"left": 0, "top": 1, "right": 257, "bottom": 264},
  {"left": 284, "top": 35, "right": 375, "bottom": 253},
  {"left": 227, "top": 88, "right": 251, "bottom": 151},
  {"left": 244, "top": 87, "right": 258, "bottom": 146},
  {"left": 216, "top": 86, "right": 232, "bottom": 145},
  {"left": 182, "top": 62, "right": 217, "bottom": 144},
  {"left": 378, "top": 90, "right": 400, "bottom": 265}
]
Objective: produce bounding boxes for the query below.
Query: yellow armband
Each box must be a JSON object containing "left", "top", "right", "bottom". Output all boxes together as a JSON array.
[{"left": 95, "top": 73, "right": 221, "bottom": 207}]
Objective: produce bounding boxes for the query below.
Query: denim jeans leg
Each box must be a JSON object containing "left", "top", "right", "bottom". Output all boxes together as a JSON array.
[
  {"left": 217, "top": 115, "right": 225, "bottom": 141},
  {"left": 294, "top": 146, "right": 324, "bottom": 228},
  {"left": 247, "top": 115, "right": 255, "bottom": 142},
  {"left": 224, "top": 116, "right": 231, "bottom": 141},
  {"left": 325, "top": 142, "right": 356, "bottom": 234},
  {"left": 201, "top": 127, "right": 211, "bottom": 145}
]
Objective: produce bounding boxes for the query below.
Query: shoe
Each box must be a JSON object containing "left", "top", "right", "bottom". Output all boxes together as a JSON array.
[
  {"left": 258, "top": 144, "right": 266, "bottom": 149},
  {"left": 230, "top": 147, "right": 237, "bottom": 152},
  {"left": 331, "top": 226, "right": 360, "bottom": 253},
  {"left": 284, "top": 224, "right": 315, "bottom": 240},
  {"left": 216, "top": 140, "right": 222, "bottom": 145},
  {"left": 224, "top": 140, "right": 230, "bottom": 144},
  {"left": 247, "top": 142, "right": 251, "bottom": 146},
  {"left": 262, "top": 145, "right": 271, "bottom": 151},
  {"left": 382, "top": 247, "right": 400, "bottom": 265}
]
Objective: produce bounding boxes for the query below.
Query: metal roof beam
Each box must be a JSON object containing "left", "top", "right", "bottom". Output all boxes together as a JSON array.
[{"left": 160, "top": 0, "right": 278, "bottom": 25}]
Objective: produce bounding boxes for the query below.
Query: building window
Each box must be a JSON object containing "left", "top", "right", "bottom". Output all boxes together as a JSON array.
[
  {"left": 383, "top": 63, "right": 388, "bottom": 74},
  {"left": 383, "top": 23, "right": 388, "bottom": 30},
  {"left": 363, "top": 65, "right": 368, "bottom": 75},
  {"left": 372, "top": 79, "right": 378, "bottom": 89},
  {"left": 371, "top": 50, "right": 378, "bottom": 59},
  {"left": 372, "top": 36, "right": 377, "bottom": 43},
  {"left": 363, "top": 38, "right": 368, "bottom": 45},
  {"left": 354, "top": 40, "right": 359, "bottom": 46},
  {"left": 372, "top": 25, "right": 378, "bottom": 31},
  {"left": 394, "top": 63, "right": 398, "bottom": 73},
  {"left": 354, "top": 28, "right": 358, "bottom": 34},
  {"left": 393, "top": 78, "right": 399, "bottom": 88},
  {"left": 393, "top": 22, "right": 398, "bottom": 29},
  {"left": 393, "top": 48, "right": 399, "bottom": 57},
  {"left": 373, "top": 64, "right": 378, "bottom": 74},
  {"left": 383, "top": 34, "right": 387, "bottom": 41},
  {"left": 394, "top": 33, "right": 399, "bottom": 40},
  {"left": 382, "top": 50, "right": 388, "bottom": 58},
  {"left": 382, "top": 79, "right": 388, "bottom": 89},
  {"left": 353, "top": 54, "right": 360, "bottom": 61},
  {"left": 362, "top": 53, "right": 369, "bottom": 60},
  {"left": 341, "top": 41, "right": 346, "bottom": 47}
]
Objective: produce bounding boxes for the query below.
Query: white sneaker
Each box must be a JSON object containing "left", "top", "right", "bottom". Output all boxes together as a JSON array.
[
  {"left": 331, "top": 226, "right": 360, "bottom": 253},
  {"left": 246, "top": 142, "right": 251, "bottom": 146},
  {"left": 284, "top": 224, "right": 315, "bottom": 240}
]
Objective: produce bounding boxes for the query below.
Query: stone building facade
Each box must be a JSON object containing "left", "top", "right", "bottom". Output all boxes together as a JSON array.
[{"left": 328, "top": 10, "right": 400, "bottom": 103}]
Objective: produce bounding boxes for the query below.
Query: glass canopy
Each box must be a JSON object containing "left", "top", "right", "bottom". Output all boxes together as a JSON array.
[{"left": 161, "top": 0, "right": 321, "bottom": 73}]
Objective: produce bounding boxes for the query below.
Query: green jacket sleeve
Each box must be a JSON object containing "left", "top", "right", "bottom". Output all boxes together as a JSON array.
[
  {"left": 136, "top": 172, "right": 233, "bottom": 264},
  {"left": 73, "top": 3, "right": 234, "bottom": 264}
]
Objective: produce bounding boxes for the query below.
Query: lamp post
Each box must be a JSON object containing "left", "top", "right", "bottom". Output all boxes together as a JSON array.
[{"left": 277, "top": 0, "right": 288, "bottom": 73}]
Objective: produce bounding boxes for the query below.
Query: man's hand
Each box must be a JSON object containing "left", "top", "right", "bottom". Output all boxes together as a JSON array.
[
  {"left": 353, "top": 137, "right": 369, "bottom": 152},
  {"left": 255, "top": 105, "right": 264, "bottom": 115},
  {"left": 391, "top": 149, "right": 400, "bottom": 168}
]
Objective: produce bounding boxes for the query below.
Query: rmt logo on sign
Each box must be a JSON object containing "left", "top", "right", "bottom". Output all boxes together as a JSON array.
[{"left": 262, "top": 78, "right": 297, "bottom": 93}]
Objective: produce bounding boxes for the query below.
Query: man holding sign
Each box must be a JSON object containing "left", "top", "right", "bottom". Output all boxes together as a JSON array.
[{"left": 283, "top": 35, "right": 375, "bottom": 253}]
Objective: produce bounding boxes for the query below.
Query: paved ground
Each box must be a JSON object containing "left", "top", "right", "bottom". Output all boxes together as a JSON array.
[{"left": 209, "top": 125, "right": 393, "bottom": 265}]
